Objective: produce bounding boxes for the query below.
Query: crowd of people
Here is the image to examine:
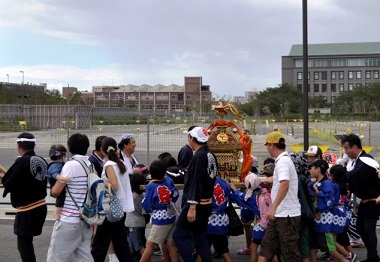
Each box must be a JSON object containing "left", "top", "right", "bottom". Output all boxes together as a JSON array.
[{"left": 0, "top": 129, "right": 379, "bottom": 262}]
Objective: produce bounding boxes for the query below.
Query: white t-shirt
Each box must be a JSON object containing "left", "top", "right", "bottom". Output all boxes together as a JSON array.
[
  {"left": 102, "top": 160, "right": 134, "bottom": 213},
  {"left": 271, "top": 151, "right": 301, "bottom": 217},
  {"left": 60, "top": 155, "right": 90, "bottom": 223}
]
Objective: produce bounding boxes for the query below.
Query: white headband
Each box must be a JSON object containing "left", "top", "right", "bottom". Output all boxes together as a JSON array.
[{"left": 16, "top": 138, "right": 36, "bottom": 142}]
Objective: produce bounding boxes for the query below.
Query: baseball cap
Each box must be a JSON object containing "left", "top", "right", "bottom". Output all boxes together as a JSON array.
[
  {"left": 262, "top": 131, "right": 285, "bottom": 146},
  {"left": 309, "top": 159, "right": 329, "bottom": 174},
  {"left": 188, "top": 126, "right": 209, "bottom": 143},
  {"left": 304, "top": 145, "right": 322, "bottom": 157}
]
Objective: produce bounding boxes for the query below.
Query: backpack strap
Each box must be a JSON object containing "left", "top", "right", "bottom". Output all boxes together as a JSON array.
[
  {"left": 66, "top": 158, "right": 93, "bottom": 210},
  {"left": 73, "top": 158, "right": 94, "bottom": 175}
]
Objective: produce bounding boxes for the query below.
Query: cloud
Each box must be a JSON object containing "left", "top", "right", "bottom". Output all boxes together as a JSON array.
[{"left": 0, "top": 0, "right": 379, "bottom": 97}]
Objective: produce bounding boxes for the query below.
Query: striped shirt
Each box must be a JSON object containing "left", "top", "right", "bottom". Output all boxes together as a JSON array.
[
  {"left": 272, "top": 151, "right": 301, "bottom": 217},
  {"left": 60, "top": 155, "right": 90, "bottom": 223}
]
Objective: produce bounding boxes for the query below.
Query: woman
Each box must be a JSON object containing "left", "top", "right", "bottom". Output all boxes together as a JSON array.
[
  {"left": 91, "top": 137, "right": 134, "bottom": 262},
  {"left": 118, "top": 133, "right": 138, "bottom": 175}
]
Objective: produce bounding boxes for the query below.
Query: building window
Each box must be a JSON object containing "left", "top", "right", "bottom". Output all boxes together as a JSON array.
[
  {"left": 314, "top": 84, "right": 319, "bottom": 92},
  {"left": 308, "top": 72, "right": 310, "bottom": 80},
  {"left": 314, "top": 72, "right": 319, "bottom": 80},
  {"left": 339, "top": 84, "right": 344, "bottom": 92},
  {"left": 141, "top": 104, "right": 153, "bottom": 109},
  {"left": 156, "top": 94, "right": 169, "bottom": 100},
  {"left": 348, "top": 83, "right": 353, "bottom": 91},
  {"left": 339, "top": 71, "right": 344, "bottom": 79},
  {"left": 186, "top": 95, "right": 191, "bottom": 99},
  {"left": 366, "top": 71, "right": 371, "bottom": 79},
  {"left": 297, "top": 72, "right": 302, "bottom": 80},
  {"left": 331, "top": 71, "right": 336, "bottom": 80},
  {"left": 348, "top": 71, "right": 354, "bottom": 79},
  {"left": 374, "top": 71, "right": 379, "bottom": 79},
  {"left": 156, "top": 104, "right": 168, "bottom": 110},
  {"left": 322, "top": 84, "right": 327, "bottom": 92},
  {"left": 356, "top": 71, "right": 362, "bottom": 79},
  {"left": 331, "top": 84, "right": 336, "bottom": 92},
  {"left": 356, "top": 83, "right": 361, "bottom": 87},
  {"left": 322, "top": 71, "right": 327, "bottom": 80}
]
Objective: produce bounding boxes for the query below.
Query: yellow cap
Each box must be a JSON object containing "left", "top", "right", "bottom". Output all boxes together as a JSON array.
[{"left": 263, "top": 131, "right": 285, "bottom": 146}]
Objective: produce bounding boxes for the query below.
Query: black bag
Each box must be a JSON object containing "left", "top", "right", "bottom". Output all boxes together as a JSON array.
[{"left": 226, "top": 202, "right": 244, "bottom": 236}]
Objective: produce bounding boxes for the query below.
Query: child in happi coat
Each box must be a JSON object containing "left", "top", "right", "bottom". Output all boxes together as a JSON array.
[
  {"left": 207, "top": 176, "right": 235, "bottom": 261},
  {"left": 141, "top": 160, "right": 179, "bottom": 262},
  {"left": 308, "top": 159, "right": 350, "bottom": 262},
  {"left": 330, "top": 164, "right": 357, "bottom": 262},
  {"left": 250, "top": 159, "right": 278, "bottom": 262},
  {"left": 236, "top": 157, "right": 260, "bottom": 256},
  {"left": 46, "top": 144, "right": 70, "bottom": 220}
]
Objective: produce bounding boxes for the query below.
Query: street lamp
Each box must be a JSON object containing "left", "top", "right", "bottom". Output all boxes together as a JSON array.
[
  {"left": 6, "top": 74, "right": 9, "bottom": 83},
  {"left": 20, "top": 71, "right": 24, "bottom": 84}
]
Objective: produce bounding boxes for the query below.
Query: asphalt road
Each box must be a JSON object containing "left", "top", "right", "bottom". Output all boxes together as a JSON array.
[{"left": 0, "top": 218, "right": 377, "bottom": 262}]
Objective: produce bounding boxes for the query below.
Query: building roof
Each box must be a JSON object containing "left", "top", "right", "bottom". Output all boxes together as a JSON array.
[
  {"left": 289, "top": 42, "right": 380, "bottom": 56},
  {"left": 93, "top": 84, "right": 184, "bottom": 93}
]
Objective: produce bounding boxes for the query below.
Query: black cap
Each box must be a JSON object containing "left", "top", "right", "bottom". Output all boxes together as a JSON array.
[{"left": 309, "top": 159, "right": 329, "bottom": 174}]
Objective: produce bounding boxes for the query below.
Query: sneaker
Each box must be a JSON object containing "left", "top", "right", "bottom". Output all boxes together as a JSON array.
[
  {"left": 108, "top": 253, "right": 120, "bottom": 262},
  {"left": 236, "top": 247, "right": 250, "bottom": 255},
  {"left": 152, "top": 246, "right": 162, "bottom": 256},
  {"left": 350, "top": 239, "right": 365, "bottom": 248},
  {"left": 318, "top": 251, "right": 332, "bottom": 260},
  {"left": 346, "top": 252, "right": 357, "bottom": 262}
]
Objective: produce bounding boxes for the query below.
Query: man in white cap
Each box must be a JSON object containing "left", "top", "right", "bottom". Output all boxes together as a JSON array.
[
  {"left": 258, "top": 131, "right": 301, "bottom": 262},
  {"left": 173, "top": 126, "right": 218, "bottom": 262}
]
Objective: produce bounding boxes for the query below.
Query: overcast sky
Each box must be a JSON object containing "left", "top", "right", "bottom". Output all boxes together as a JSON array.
[{"left": 0, "top": 0, "right": 379, "bottom": 98}]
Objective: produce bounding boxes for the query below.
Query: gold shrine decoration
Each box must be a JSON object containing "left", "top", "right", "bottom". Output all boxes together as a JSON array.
[{"left": 211, "top": 100, "right": 244, "bottom": 122}]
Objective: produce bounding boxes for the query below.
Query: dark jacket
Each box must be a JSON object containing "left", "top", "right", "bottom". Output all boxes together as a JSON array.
[
  {"left": 2, "top": 151, "right": 48, "bottom": 208},
  {"left": 347, "top": 151, "right": 380, "bottom": 201},
  {"left": 88, "top": 152, "right": 103, "bottom": 177}
]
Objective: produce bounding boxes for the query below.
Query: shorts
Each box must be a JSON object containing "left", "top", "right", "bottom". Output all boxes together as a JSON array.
[
  {"left": 240, "top": 208, "right": 256, "bottom": 225},
  {"left": 309, "top": 232, "right": 336, "bottom": 252},
  {"left": 207, "top": 233, "right": 229, "bottom": 255},
  {"left": 148, "top": 223, "right": 175, "bottom": 245},
  {"left": 260, "top": 216, "right": 300, "bottom": 261},
  {"left": 128, "top": 227, "right": 146, "bottom": 252},
  {"left": 252, "top": 223, "right": 265, "bottom": 245}
]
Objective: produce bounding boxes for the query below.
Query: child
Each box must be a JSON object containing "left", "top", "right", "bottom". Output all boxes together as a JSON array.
[
  {"left": 330, "top": 164, "right": 357, "bottom": 262},
  {"left": 308, "top": 159, "right": 350, "bottom": 262},
  {"left": 126, "top": 171, "right": 149, "bottom": 261},
  {"left": 46, "top": 144, "right": 69, "bottom": 220},
  {"left": 236, "top": 157, "right": 260, "bottom": 256},
  {"left": 141, "top": 160, "right": 179, "bottom": 262},
  {"left": 250, "top": 158, "right": 278, "bottom": 262}
]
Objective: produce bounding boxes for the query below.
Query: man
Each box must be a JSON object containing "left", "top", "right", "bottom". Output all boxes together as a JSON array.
[
  {"left": 0, "top": 132, "right": 48, "bottom": 262},
  {"left": 258, "top": 131, "right": 301, "bottom": 262},
  {"left": 47, "top": 133, "right": 94, "bottom": 262},
  {"left": 88, "top": 135, "right": 107, "bottom": 176},
  {"left": 177, "top": 125, "right": 197, "bottom": 172},
  {"left": 304, "top": 145, "right": 323, "bottom": 164},
  {"left": 173, "top": 126, "right": 217, "bottom": 262},
  {"left": 341, "top": 133, "right": 380, "bottom": 262}
]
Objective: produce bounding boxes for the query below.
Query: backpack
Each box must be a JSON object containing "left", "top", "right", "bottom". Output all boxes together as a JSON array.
[
  {"left": 68, "top": 158, "right": 111, "bottom": 225},
  {"left": 288, "top": 152, "right": 316, "bottom": 218}
]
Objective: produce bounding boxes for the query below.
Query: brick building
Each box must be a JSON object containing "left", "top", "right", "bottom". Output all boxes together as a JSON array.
[{"left": 92, "top": 76, "right": 212, "bottom": 116}]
